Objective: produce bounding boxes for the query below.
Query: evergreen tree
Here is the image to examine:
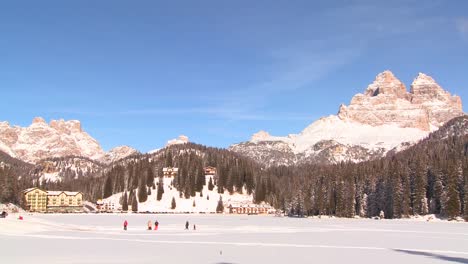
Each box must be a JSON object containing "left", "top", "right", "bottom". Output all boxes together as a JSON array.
[
  {"left": 464, "top": 173, "right": 468, "bottom": 221},
  {"left": 171, "top": 197, "right": 176, "bottom": 209},
  {"left": 156, "top": 178, "right": 164, "bottom": 201},
  {"left": 138, "top": 179, "right": 148, "bottom": 203},
  {"left": 103, "top": 176, "right": 113, "bottom": 199},
  {"left": 146, "top": 167, "right": 154, "bottom": 187},
  {"left": 208, "top": 177, "right": 214, "bottom": 191},
  {"left": 122, "top": 191, "right": 128, "bottom": 212},
  {"left": 216, "top": 196, "right": 224, "bottom": 213},
  {"left": 193, "top": 200, "right": 196, "bottom": 207},
  {"left": 131, "top": 192, "right": 138, "bottom": 212},
  {"left": 413, "top": 159, "right": 428, "bottom": 215},
  {"left": 445, "top": 162, "right": 461, "bottom": 219},
  {"left": 432, "top": 170, "right": 444, "bottom": 214}
]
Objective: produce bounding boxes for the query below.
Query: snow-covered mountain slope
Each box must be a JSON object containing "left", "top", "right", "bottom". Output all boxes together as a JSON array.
[
  {"left": 100, "top": 146, "right": 139, "bottom": 164},
  {"left": 103, "top": 175, "right": 257, "bottom": 213},
  {"left": 230, "top": 71, "right": 465, "bottom": 166},
  {"left": 33, "top": 156, "right": 104, "bottom": 182},
  {"left": 0, "top": 117, "right": 136, "bottom": 164}
]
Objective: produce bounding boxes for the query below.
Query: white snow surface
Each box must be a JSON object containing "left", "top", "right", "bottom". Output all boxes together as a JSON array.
[
  {"left": 104, "top": 175, "right": 254, "bottom": 213},
  {"left": 0, "top": 214, "right": 467, "bottom": 264}
]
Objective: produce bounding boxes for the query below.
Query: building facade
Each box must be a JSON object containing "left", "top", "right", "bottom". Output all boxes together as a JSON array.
[
  {"left": 227, "top": 203, "right": 275, "bottom": 215},
  {"left": 163, "top": 167, "right": 179, "bottom": 177},
  {"left": 23, "top": 188, "right": 48, "bottom": 212},
  {"left": 203, "top": 166, "right": 217, "bottom": 175},
  {"left": 22, "top": 188, "right": 83, "bottom": 213},
  {"left": 46, "top": 191, "right": 83, "bottom": 213}
]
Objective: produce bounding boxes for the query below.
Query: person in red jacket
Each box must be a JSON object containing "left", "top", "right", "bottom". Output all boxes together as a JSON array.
[
  {"left": 123, "top": 220, "right": 128, "bottom": 231},
  {"left": 154, "top": 220, "right": 159, "bottom": 231}
]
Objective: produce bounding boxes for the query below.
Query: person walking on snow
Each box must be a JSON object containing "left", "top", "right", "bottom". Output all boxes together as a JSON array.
[
  {"left": 147, "top": 220, "right": 152, "bottom": 230},
  {"left": 185, "top": 221, "right": 189, "bottom": 230},
  {"left": 123, "top": 220, "right": 128, "bottom": 231},
  {"left": 154, "top": 220, "right": 159, "bottom": 231}
]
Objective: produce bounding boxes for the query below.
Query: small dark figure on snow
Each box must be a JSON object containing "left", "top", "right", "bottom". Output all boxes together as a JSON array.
[
  {"left": 185, "top": 221, "right": 189, "bottom": 230},
  {"left": 154, "top": 220, "right": 159, "bottom": 231},
  {"left": 193, "top": 224, "right": 196, "bottom": 230},
  {"left": 123, "top": 220, "right": 128, "bottom": 231},
  {"left": 0, "top": 211, "right": 7, "bottom": 218},
  {"left": 147, "top": 220, "right": 152, "bottom": 230}
]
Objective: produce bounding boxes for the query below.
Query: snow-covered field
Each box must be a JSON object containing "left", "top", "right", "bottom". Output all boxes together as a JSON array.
[{"left": 1, "top": 214, "right": 467, "bottom": 264}]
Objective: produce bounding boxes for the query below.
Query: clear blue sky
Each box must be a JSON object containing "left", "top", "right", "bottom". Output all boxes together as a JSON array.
[{"left": 1, "top": 0, "right": 467, "bottom": 152}]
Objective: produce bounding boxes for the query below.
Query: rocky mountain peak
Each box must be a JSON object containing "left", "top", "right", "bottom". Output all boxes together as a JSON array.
[
  {"left": 338, "top": 71, "right": 463, "bottom": 131},
  {"left": 251, "top": 130, "right": 272, "bottom": 142},
  {"left": 364, "top": 70, "right": 407, "bottom": 98},
  {"left": 49, "top": 119, "right": 82, "bottom": 133},
  {"left": 166, "top": 135, "right": 189, "bottom": 147},
  {"left": 0, "top": 118, "right": 126, "bottom": 164},
  {"left": 410, "top": 72, "right": 443, "bottom": 95},
  {"left": 232, "top": 71, "right": 465, "bottom": 166},
  {"left": 32, "top": 117, "right": 47, "bottom": 125}
]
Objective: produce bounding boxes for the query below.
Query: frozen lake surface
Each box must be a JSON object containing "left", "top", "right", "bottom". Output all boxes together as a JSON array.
[{"left": 1, "top": 214, "right": 467, "bottom": 264}]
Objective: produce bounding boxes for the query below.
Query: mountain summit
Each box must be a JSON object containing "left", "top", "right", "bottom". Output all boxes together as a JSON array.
[
  {"left": 338, "top": 71, "right": 462, "bottom": 131},
  {"left": 230, "top": 71, "right": 464, "bottom": 166},
  {"left": 0, "top": 117, "right": 136, "bottom": 164}
]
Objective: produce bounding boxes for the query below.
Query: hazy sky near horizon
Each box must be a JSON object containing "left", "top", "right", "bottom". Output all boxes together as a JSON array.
[{"left": 1, "top": 0, "right": 468, "bottom": 152}]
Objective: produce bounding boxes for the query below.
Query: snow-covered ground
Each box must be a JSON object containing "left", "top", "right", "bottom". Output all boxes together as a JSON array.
[
  {"left": 103, "top": 175, "right": 259, "bottom": 213},
  {"left": 1, "top": 214, "right": 467, "bottom": 264}
]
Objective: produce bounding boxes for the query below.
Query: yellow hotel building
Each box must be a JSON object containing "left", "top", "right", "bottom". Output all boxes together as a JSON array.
[{"left": 23, "top": 187, "right": 83, "bottom": 213}]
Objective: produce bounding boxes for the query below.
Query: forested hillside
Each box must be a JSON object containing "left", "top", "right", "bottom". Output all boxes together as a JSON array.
[{"left": 259, "top": 116, "right": 468, "bottom": 220}]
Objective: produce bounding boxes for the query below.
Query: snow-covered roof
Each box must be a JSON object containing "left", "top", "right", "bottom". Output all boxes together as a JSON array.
[
  {"left": 47, "top": 191, "right": 82, "bottom": 196},
  {"left": 163, "top": 167, "right": 178, "bottom": 172},
  {"left": 23, "top": 187, "right": 45, "bottom": 193}
]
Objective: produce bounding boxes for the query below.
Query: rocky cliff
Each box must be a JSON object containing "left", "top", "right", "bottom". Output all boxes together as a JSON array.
[{"left": 0, "top": 117, "right": 136, "bottom": 164}]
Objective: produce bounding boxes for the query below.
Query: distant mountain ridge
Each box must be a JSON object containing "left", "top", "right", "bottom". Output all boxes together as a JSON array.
[
  {"left": 0, "top": 117, "right": 137, "bottom": 164},
  {"left": 229, "top": 71, "right": 465, "bottom": 166}
]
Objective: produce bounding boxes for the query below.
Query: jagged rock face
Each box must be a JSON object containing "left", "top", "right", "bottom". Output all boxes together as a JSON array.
[
  {"left": 0, "top": 118, "right": 106, "bottom": 163},
  {"left": 100, "top": 146, "right": 138, "bottom": 164},
  {"left": 338, "top": 71, "right": 463, "bottom": 131},
  {"left": 230, "top": 140, "right": 296, "bottom": 167},
  {"left": 230, "top": 71, "right": 465, "bottom": 166}
]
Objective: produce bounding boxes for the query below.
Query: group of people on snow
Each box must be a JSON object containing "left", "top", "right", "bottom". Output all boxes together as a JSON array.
[
  {"left": 122, "top": 219, "right": 195, "bottom": 231},
  {"left": 147, "top": 220, "right": 159, "bottom": 230}
]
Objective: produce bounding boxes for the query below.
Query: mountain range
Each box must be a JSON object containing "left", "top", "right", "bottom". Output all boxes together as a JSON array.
[
  {"left": 0, "top": 70, "right": 465, "bottom": 174},
  {"left": 229, "top": 71, "right": 464, "bottom": 166}
]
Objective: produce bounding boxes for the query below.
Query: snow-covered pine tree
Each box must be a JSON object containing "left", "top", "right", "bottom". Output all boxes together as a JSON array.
[{"left": 171, "top": 197, "right": 176, "bottom": 209}]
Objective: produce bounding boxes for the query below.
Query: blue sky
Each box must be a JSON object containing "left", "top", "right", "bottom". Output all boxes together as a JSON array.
[{"left": 1, "top": 0, "right": 467, "bottom": 152}]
